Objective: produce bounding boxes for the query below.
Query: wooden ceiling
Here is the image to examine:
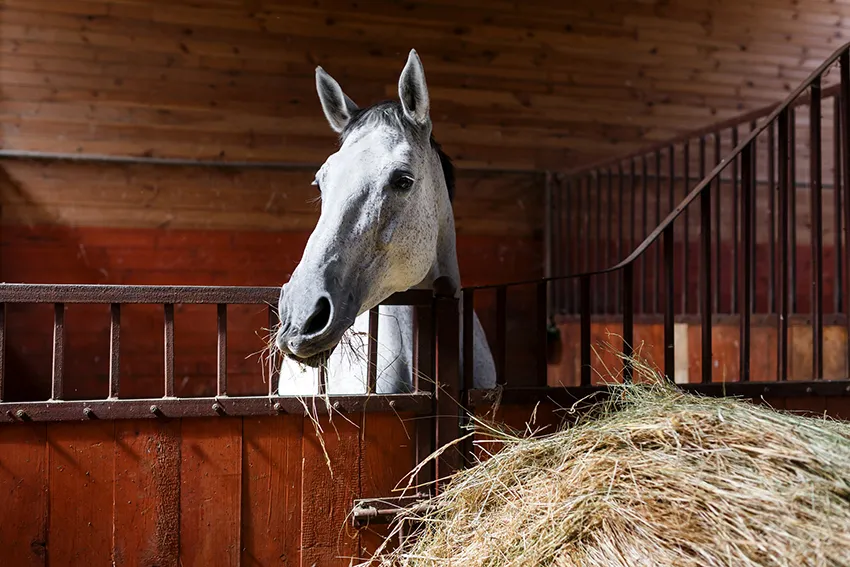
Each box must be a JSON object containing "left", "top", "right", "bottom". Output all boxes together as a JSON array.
[{"left": 0, "top": 0, "right": 848, "bottom": 171}]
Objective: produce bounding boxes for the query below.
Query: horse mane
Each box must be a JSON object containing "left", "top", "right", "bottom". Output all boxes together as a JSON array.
[{"left": 339, "top": 100, "right": 456, "bottom": 202}]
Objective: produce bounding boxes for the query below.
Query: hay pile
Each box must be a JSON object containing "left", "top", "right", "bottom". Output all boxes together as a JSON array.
[{"left": 369, "top": 378, "right": 850, "bottom": 566}]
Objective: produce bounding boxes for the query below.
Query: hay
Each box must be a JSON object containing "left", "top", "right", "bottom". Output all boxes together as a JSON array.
[{"left": 367, "top": 366, "right": 850, "bottom": 567}]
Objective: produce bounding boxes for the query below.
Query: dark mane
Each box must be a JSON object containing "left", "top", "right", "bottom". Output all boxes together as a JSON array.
[{"left": 339, "top": 100, "right": 455, "bottom": 202}]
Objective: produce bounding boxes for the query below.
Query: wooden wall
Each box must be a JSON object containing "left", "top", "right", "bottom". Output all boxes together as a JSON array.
[{"left": 0, "top": 411, "right": 419, "bottom": 566}]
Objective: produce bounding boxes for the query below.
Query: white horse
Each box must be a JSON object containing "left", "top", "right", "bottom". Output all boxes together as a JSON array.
[{"left": 274, "top": 49, "right": 496, "bottom": 395}]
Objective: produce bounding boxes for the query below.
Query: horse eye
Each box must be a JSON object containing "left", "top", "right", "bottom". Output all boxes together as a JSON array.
[{"left": 390, "top": 171, "right": 414, "bottom": 192}]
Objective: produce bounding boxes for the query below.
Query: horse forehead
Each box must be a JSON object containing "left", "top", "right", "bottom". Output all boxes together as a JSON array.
[{"left": 328, "top": 126, "right": 414, "bottom": 175}]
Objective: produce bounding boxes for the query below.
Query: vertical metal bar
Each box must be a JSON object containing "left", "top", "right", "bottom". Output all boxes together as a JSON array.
[
  {"left": 576, "top": 176, "right": 584, "bottom": 310},
  {"left": 641, "top": 157, "right": 648, "bottom": 314},
  {"left": 768, "top": 122, "right": 776, "bottom": 313},
  {"left": 630, "top": 158, "right": 636, "bottom": 276},
  {"left": 622, "top": 264, "right": 634, "bottom": 383},
  {"left": 109, "top": 303, "right": 120, "bottom": 399},
  {"left": 682, "top": 142, "right": 690, "bottom": 314},
  {"left": 268, "top": 305, "right": 278, "bottom": 396},
  {"left": 714, "top": 132, "right": 722, "bottom": 313},
  {"left": 606, "top": 168, "right": 613, "bottom": 313},
  {"left": 434, "top": 295, "right": 461, "bottom": 485},
  {"left": 668, "top": 146, "right": 676, "bottom": 316},
  {"left": 617, "top": 164, "right": 624, "bottom": 313},
  {"left": 318, "top": 363, "right": 327, "bottom": 395},
  {"left": 841, "top": 49, "right": 850, "bottom": 376},
  {"left": 740, "top": 143, "right": 754, "bottom": 382},
  {"left": 790, "top": 106, "right": 798, "bottom": 313},
  {"left": 536, "top": 281, "right": 548, "bottom": 386},
  {"left": 732, "top": 126, "right": 740, "bottom": 314},
  {"left": 0, "top": 303, "right": 5, "bottom": 402},
  {"left": 558, "top": 178, "right": 567, "bottom": 313},
  {"left": 544, "top": 172, "right": 553, "bottom": 310},
  {"left": 414, "top": 301, "right": 435, "bottom": 488},
  {"left": 654, "top": 150, "right": 662, "bottom": 314},
  {"left": 164, "top": 303, "right": 174, "bottom": 397},
  {"left": 367, "top": 307, "right": 379, "bottom": 393},
  {"left": 834, "top": 95, "right": 843, "bottom": 315},
  {"left": 580, "top": 276, "right": 591, "bottom": 386},
  {"left": 700, "top": 138, "right": 713, "bottom": 383},
  {"left": 750, "top": 121, "right": 758, "bottom": 314},
  {"left": 462, "top": 290, "right": 474, "bottom": 397},
  {"left": 52, "top": 303, "right": 65, "bottom": 400},
  {"left": 778, "top": 109, "right": 791, "bottom": 382},
  {"left": 583, "top": 176, "right": 590, "bottom": 273},
  {"left": 216, "top": 304, "right": 227, "bottom": 397},
  {"left": 596, "top": 172, "right": 603, "bottom": 312},
  {"left": 663, "top": 226, "right": 675, "bottom": 382},
  {"left": 811, "top": 76, "right": 824, "bottom": 380},
  {"left": 495, "top": 287, "right": 507, "bottom": 386}
]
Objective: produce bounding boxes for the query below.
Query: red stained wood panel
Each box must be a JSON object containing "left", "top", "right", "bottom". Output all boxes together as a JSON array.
[
  {"left": 241, "top": 415, "right": 303, "bottom": 567},
  {"left": 0, "top": 423, "right": 48, "bottom": 566},
  {"left": 47, "top": 421, "right": 115, "bottom": 567},
  {"left": 358, "top": 412, "right": 418, "bottom": 562},
  {"left": 112, "top": 420, "right": 181, "bottom": 567},
  {"left": 179, "top": 418, "right": 242, "bottom": 566},
  {"left": 300, "top": 415, "right": 361, "bottom": 567}
]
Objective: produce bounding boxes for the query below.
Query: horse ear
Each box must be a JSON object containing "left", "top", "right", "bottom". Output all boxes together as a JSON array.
[
  {"left": 398, "top": 49, "right": 430, "bottom": 127},
  {"left": 315, "top": 66, "right": 359, "bottom": 133}
]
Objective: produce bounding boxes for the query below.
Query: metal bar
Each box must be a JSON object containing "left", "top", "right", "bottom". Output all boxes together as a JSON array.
[
  {"left": 714, "top": 132, "right": 722, "bottom": 313},
  {"left": 268, "top": 305, "right": 278, "bottom": 396},
  {"left": 641, "top": 157, "right": 648, "bottom": 314},
  {"left": 52, "top": 303, "right": 65, "bottom": 400},
  {"left": 768, "top": 121, "right": 777, "bottom": 313},
  {"left": 164, "top": 304, "right": 175, "bottom": 397},
  {"left": 664, "top": 226, "right": 675, "bottom": 382},
  {"left": 217, "top": 304, "right": 227, "bottom": 396},
  {"left": 622, "top": 264, "right": 634, "bottom": 383},
  {"left": 617, "top": 165, "right": 624, "bottom": 313},
  {"left": 842, "top": 49, "right": 850, "bottom": 376},
  {"left": 596, "top": 172, "right": 603, "bottom": 312},
  {"left": 0, "top": 304, "right": 5, "bottom": 402},
  {"left": 778, "top": 109, "right": 791, "bottom": 382},
  {"left": 606, "top": 168, "right": 613, "bottom": 313},
  {"left": 462, "top": 290, "right": 474, "bottom": 396},
  {"left": 318, "top": 364, "right": 327, "bottom": 396},
  {"left": 700, "top": 139, "right": 713, "bottom": 384},
  {"left": 732, "top": 126, "right": 740, "bottom": 314},
  {"left": 367, "top": 308, "right": 380, "bottom": 393},
  {"left": 553, "top": 176, "right": 563, "bottom": 312},
  {"left": 811, "top": 76, "right": 824, "bottom": 380},
  {"left": 0, "top": 393, "right": 435, "bottom": 423},
  {"left": 580, "top": 276, "right": 592, "bottom": 386},
  {"left": 630, "top": 159, "right": 637, "bottom": 313},
  {"left": 834, "top": 95, "right": 843, "bottom": 315},
  {"left": 583, "top": 176, "right": 590, "bottom": 273},
  {"left": 536, "top": 281, "right": 548, "bottom": 387},
  {"left": 109, "top": 304, "right": 120, "bottom": 399},
  {"left": 563, "top": 179, "right": 572, "bottom": 312},
  {"left": 750, "top": 121, "right": 758, "bottom": 314},
  {"left": 654, "top": 150, "right": 662, "bottom": 314},
  {"left": 495, "top": 287, "right": 507, "bottom": 386},
  {"left": 682, "top": 142, "right": 689, "bottom": 314},
  {"left": 544, "top": 172, "right": 554, "bottom": 310},
  {"left": 0, "top": 284, "right": 434, "bottom": 307},
  {"left": 434, "top": 295, "right": 462, "bottom": 487},
  {"left": 790, "top": 106, "right": 798, "bottom": 313},
  {"left": 740, "top": 143, "right": 754, "bottom": 382}
]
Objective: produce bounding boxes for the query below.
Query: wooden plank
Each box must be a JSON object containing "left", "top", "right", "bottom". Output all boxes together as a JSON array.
[
  {"left": 47, "top": 421, "right": 115, "bottom": 566},
  {"left": 358, "top": 412, "right": 417, "bottom": 563},
  {"left": 0, "top": 424, "right": 48, "bottom": 566},
  {"left": 179, "top": 418, "right": 242, "bottom": 567},
  {"left": 241, "top": 415, "right": 303, "bottom": 567},
  {"left": 300, "top": 414, "right": 361, "bottom": 567},
  {"left": 112, "top": 420, "right": 181, "bottom": 567}
]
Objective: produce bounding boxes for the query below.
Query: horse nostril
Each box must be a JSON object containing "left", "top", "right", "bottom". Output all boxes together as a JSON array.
[{"left": 304, "top": 296, "right": 332, "bottom": 336}]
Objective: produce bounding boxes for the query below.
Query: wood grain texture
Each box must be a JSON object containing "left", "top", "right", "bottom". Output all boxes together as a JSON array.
[
  {"left": 113, "top": 420, "right": 181, "bottom": 567},
  {"left": 179, "top": 418, "right": 242, "bottom": 567},
  {"left": 241, "top": 415, "right": 303, "bottom": 567},
  {"left": 0, "top": 423, "right": 48, "bottom": 567},
  {"left": 300, "top": 415, "right": 361, "bottom": 567},
  {"left": 0, "top": 0, "right": 846, "bottom": 170},
  {"left": 47, "top": 421, "right": 115, "bottom": 567},
  {"left": 358, "top": 412, "right": 417, "bottom": 563}
]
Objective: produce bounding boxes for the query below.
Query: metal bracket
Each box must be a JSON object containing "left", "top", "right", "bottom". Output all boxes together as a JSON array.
[{"left": 351, "top": 493, "right": 434, "bottom": 527}]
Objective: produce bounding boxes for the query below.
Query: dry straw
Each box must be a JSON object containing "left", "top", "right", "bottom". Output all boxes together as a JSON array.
[{"left": 365, "top": 358, "right": 850, "bottom": 567}]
